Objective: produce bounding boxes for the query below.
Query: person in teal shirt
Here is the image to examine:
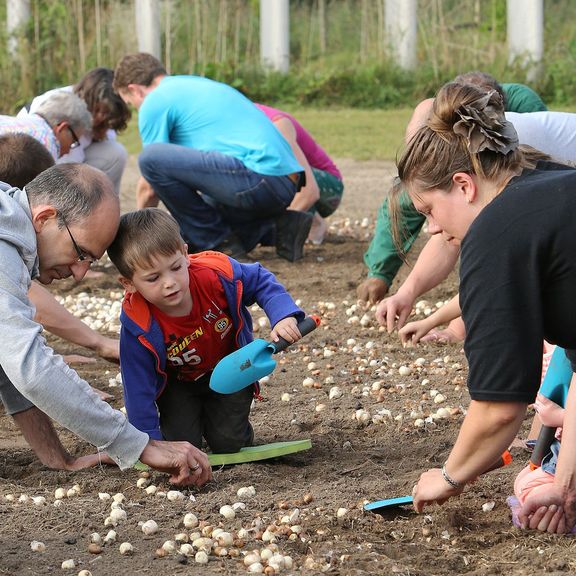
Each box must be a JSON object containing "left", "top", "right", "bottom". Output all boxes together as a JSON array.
[
  {"left": 358, "top": 73, "right": 547, "bottom": 304},
  {"left": 113, "top": 53, "right": 311, "bottom": 262}
]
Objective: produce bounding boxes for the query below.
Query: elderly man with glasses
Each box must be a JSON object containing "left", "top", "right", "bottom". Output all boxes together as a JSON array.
[
  {"left": 0, "top": 91, "right": 91, "bottom": 160},
  {"left": 17, "top": 68, "right": 131, "bottom": 195},
  {"left": 0, "top": 163, "right": 211, "bottom": 485}
]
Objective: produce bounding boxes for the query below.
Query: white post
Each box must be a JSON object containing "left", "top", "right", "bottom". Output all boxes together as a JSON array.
[
  {"left": 135, "top": 0, "right": 161, "bottom": 59},
  {"left": 385, "top": 0, "right": 417, "bottom": 70},
  {"left": 7, "top": 0, "right": 31, "bottom": 56},
  {"left": 260, "top": 0, "right": 290, "bottom": 73},
  {"left": 507, "top": 0, "right": 543, "bottom": 80}
]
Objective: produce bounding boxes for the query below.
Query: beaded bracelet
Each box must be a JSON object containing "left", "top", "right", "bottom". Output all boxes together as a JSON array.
[{"left": 441, "top": 464, "right": 463, "bottom": 489}]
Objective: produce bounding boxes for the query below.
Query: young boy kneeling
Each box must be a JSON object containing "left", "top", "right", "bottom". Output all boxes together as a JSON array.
[{"left": 107, "top": 208, "right": 304, "bottom": 453}]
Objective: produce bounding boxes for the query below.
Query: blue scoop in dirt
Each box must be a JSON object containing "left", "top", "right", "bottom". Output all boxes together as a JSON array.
[{"left": 210, "top": 315, "right": 320, "bottom": 394}]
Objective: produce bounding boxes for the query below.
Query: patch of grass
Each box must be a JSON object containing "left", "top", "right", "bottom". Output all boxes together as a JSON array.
[
  {"left": 281, "top": 107, "right": 413, "bottom": 161},
  {"left": 117, "top": 107, "right": 413, "bottom": 162},
  {"left": 116, "top": 103, "right": 576, "bottom": 163},
  {"left": 116, "top": 119, "right": 142, "bottom": 157}
]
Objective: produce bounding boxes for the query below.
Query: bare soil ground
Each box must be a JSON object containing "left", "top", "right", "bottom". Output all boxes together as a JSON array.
[{"left": 0, "top": 158, "right": 574, "bottom": 575}]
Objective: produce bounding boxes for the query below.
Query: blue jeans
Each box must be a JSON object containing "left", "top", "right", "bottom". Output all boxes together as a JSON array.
[{"left": 139, "top": 143, "right": 298, "bottom": 250}]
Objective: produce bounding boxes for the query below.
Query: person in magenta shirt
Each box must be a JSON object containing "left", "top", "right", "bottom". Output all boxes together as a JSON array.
[{"left": 255, "top": 104, "right": 344, "bottom": 245}]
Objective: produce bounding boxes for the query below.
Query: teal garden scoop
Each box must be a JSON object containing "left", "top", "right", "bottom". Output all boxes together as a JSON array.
[{"left": 210, "top": 315, "right": 320, "bottom": 394}]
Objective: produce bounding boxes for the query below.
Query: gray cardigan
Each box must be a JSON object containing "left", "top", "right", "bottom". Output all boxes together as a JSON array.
[{"left": 0, "top": 184, "right": 148, "bottom": 469}]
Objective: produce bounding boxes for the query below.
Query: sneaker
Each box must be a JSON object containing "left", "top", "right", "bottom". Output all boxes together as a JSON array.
[{"left": 275, "top": 210, "right": 313, "bottom": 262}]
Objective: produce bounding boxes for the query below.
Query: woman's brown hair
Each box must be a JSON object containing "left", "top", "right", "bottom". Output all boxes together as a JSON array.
[{"left": 389, "top": 81, "right": 551, "bottom": 253}]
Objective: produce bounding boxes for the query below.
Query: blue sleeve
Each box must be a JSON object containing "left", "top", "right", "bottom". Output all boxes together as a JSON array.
[
  {"left": 119, "top": 325, "right": 163, "bottom": 440},
  {"left": 139, "top": 97, "right": 172, "bottom": 146},
  {"left": 237, "top": 262, "right": 304, "bottom": 327}
]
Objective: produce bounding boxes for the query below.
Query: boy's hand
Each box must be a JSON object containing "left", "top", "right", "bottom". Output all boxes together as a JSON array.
[
  {"left": 420, "top": 318, "right": 466, "bottom": 344},
  {"left": 534, "top": 393, "right": 565, "bottom": 428},
  {"left": 271, "top": 317, "right": 301, "bottom": 344},
  {"left": 419, "top": 327, "right": 462, "bottom": 344},
  {"left": 518, "top": 483, "right": 576, "bottom": 533}
]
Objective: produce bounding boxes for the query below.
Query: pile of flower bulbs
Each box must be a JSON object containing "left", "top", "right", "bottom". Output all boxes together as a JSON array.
[{"left": 55, "top": 291, "right": 123, "bottom": 333}]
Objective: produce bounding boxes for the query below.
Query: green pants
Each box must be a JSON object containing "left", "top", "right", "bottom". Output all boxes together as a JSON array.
[
  {"left": 363, "top": 190, "right": 425, "bottom": 285},
  {"left": 312, "top": 168, "right": 344, "bottom": 217}
]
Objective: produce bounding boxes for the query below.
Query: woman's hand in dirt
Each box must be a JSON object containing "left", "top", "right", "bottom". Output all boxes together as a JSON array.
[
  {"left": 140, "top": 439, "right": 212, "bottom": 487},
  {"left": 375, "top": 291, "right": 415, "bottom": 333},
  {"left": 271, "top": 316, "right": 301, "bottom": 343},
  {"left": 518, "top": 484, "right": 576, "bottom": 533},
  {"left": 412, "top": 468, "right": 464, "bottom": 513},
  {"left": 356, "top": 278, "right": 388, "bottom": 305}
]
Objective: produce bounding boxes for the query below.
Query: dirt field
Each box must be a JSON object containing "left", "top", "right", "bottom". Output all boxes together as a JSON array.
[{"left": 0, "top": 158, "right": 574, "bottom": 576}]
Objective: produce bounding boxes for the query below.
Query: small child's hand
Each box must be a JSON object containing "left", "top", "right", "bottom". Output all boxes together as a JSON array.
[
  {"left": 398, "top": 319, "right": 431, "bottom": 347},
  {"left": 419, "top": 327, "right": 463, "bottom": 344},
  {"left": 534, "top": 393, "right": 565, "bottom": 428},
  {"left": 271, "top": 317, "right": 301, "bottom": 343}
]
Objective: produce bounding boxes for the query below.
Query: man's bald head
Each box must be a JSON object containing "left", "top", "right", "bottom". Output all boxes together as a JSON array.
[
  {"left": 26, "top": 163, "right": 119, "bottom": 226},
  {"left": 28, "top": 164, "right": 121, "bottom": 284}
]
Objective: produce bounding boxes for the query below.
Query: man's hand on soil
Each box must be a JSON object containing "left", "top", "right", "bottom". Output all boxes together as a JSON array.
[{"left": 356, "top": 277, "right": 388, "bottom": 305}]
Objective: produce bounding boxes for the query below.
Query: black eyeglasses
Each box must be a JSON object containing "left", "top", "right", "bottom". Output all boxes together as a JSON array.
[
  {"left": 61, "top": 215, "right": 98, "bottom": 264},
  {"left": 67, "top": 125, "right": 81, "bottom": 149}
]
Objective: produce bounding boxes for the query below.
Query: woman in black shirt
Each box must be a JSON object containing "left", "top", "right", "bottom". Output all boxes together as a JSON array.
[{"left": 396, "top": 81, "right": 576, "bottom": 534}]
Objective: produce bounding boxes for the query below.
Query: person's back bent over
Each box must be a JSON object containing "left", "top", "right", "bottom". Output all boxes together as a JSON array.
[{"left": 113, "top": 53, "right": 311, "bottom": 262}]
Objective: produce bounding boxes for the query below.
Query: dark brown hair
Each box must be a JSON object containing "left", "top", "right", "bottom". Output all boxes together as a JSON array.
[
  {"left": 0, "top": 133, "right": 54, "bottom": 188},
  {"left": 453, "top": 71, "right": 506, "bottom": 106},
  {"left": 113, "top": 53, "right": 167, "bottom": 92},
  {"left": 390, "top": 81, "right": 551, "bottom": 252},
  {"left": 75, "top": 67, "right": 131, "bottom": 132}
]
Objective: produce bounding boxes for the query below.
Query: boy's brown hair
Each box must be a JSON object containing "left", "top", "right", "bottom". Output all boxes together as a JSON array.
[
  {"left": 113, "top": 53, "right": 167, "bottom": 92},
  {"left": 107, "top": 208, "right": 185, "bottom": 279}
]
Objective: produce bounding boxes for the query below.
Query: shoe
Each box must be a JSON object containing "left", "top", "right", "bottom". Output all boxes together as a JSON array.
[
  {"left": 213, "top": 233, "right": 248, "bottom": 260},
  {"left": 275, "top": 210, "right": 313, "bottom": 262}
]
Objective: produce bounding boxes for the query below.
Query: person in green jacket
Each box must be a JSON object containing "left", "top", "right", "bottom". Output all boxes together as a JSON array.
[{"left": 357, "top": 72, "right": 547, "bottom": 304}]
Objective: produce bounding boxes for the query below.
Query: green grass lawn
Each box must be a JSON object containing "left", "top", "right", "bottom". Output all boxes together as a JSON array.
[
  {"left": 278, "top": 107, "right": 413, "bottom": 161},
  {"left": 117, "top": 107, "right": 414, "bottom": 162},
  {"left": 117, "top": 103, "right": 576, "bottom": 162}
]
